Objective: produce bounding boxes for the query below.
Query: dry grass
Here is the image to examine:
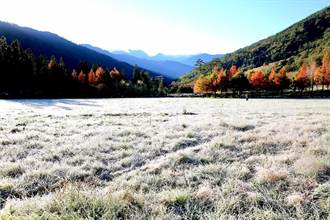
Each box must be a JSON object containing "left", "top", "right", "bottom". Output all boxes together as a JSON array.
[
  {"left": 0, "top": 98, "right": 329, "bottom": 219},
  {"left": 255, "top": 167, "right": 288, "bottom": 184}
]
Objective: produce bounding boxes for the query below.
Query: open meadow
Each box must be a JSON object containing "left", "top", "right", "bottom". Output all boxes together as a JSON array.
[{"left": 0, "top": 98, "right": 329, "bottom": 219}]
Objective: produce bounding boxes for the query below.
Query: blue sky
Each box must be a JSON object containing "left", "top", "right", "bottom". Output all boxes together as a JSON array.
[{"left": 0, "top": 0, "right": 329, "bottom": 55}]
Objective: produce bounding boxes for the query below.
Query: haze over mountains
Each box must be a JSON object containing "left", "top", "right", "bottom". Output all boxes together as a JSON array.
[
  {"left": 0, "top": 21, "right": 223, "bottom": 82},
  {"left": 111, "top": 49, "right": 223, "bottom": 66},
  {"left": 81, "top": 44, "right": 223, "bottom": 79}
]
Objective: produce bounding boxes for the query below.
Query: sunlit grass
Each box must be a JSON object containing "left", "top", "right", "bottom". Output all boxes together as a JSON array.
[{"left": 0, "top": 98, "right": 329, "bottom": 219}]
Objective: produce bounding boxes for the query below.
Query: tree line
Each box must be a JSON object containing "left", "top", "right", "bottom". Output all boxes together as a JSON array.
[
  {"left": 192, "top": 50, "right": 330, "bottom": 95},
  {"left": 0, "top": 37, "right": 167, "bottom": 98}
]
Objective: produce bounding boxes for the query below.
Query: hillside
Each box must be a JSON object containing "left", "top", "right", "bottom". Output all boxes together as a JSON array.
[
  {"left": 82, "top": 44, "right": 193, "bottom": 79},
  {"left": 0, "top": 21, "right": 172, "bottom": 83},
  {"left": 179, "top": 6, "right": 330, "bottom": 84}
]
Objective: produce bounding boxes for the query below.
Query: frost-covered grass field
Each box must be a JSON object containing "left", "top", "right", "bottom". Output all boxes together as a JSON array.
[{"left": 0, "top": 98, "right": 329, "bottom": 219}]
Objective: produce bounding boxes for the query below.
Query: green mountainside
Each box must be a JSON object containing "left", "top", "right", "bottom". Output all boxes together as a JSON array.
[{"left": 178, "top": 6, "right": 330, "bottom": 84}]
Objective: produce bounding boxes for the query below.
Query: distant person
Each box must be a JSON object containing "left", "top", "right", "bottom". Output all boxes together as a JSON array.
[{"left": 245, "top": 93, "right": 249, "bottom": 101}]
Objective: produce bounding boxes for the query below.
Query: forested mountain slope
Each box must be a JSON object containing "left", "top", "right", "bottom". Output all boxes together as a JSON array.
[
  {"left": 0, "top": 21, "right": 171, "bottom": 82},
  {"left": 179, "top": 6, "right": 330, "bottom": 84}
]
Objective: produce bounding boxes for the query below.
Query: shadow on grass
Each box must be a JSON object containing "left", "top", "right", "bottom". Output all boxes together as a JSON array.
[{"left": 9, "top": 99, "right": 101, "bottom": 109}]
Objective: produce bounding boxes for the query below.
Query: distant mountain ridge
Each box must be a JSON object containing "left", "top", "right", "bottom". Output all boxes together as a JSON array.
[
  {"left": 111, "top": 50, "right": 224, "bottom": 66},
  {"left": 181, "top": 53, "right": 225, "bottom": 66},
  {"left": 0, "top": 21, "right": 172, "bottom": 83},
  {"left": 113, "top": 49, "right": 150, "bottom": 59},
  {"left": 82, "top": 44, "right": 194, "bottom": 79},
  {"left": 83, "top": 45, "right": 224, "bottom": 79}
]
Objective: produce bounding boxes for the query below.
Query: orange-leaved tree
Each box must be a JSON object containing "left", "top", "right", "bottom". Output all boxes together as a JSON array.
[
  {"left": 88, "top": 69, "right": 97, "bottom": 85},
  {"left": 268, "top": 66, "right": 276, "bottom": 81},
  {"left": 314, "top": 51, "right": 330, "bottom": 89},
  {"left": 212, "top": 66, "right": 230, "bottom": 92},
  {"left": 110, "top": 67, "right": 121, "bottom": 81},
  {"left": 322, "top": 50, "right": 330, "bottom": 86},
  {"left": 268, "top": 66, "right": 277, "bottom": 89},
  {"left": 307, "top": 61, "right": 316, "bottom": 91},
  {"left": 249, "top": 69, "right": 267, "bottom": 89},
  {"left": 276, "top": 67, "right": 290, "bottom": 90},
  {"left": 212, "top": 66, "right": 223, "bottom": 87},
  {"left": 95, "top": 67, "right": 106, "bottom": 83},
  {"left": 314, "top": 67, "right": 325, "bottom": 89},
  {"left": 322, "top": 50, "right": 330, "bottom": 75},
  {"left": 78, "top": 70, "right": 86, "bottom": 83},
  {"left": 294, "top": 63, "right": 310, "bottom": 91}
]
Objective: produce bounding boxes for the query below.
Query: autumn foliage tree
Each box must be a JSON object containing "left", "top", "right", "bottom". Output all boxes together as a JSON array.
[
  {"left": 322, "top": 50, "right": 330, "bottom": 74},
  {"left": 95, "top": 67, "right": 106, "bottom": 83},
  {"left": 212, "top": 66, "right": 230, "bottom": 92},
  {"left": 268, "top": 66, "right": 277, "bottom": 88},
  {"left": 314, "top": 51, "right": 330, "bottom": 89},
  {"left": 212, "top": 66, "right": 224, "bottom": 89},
  {"left": 277, "top": 67, "right": 290, "bottom": 90},
  {"left": 78, "top": 70, "right": 86, "bottom": 83},
  {"left": 314, "top": 67, "right": 325, "bottom": 89},
  {"left": 88, "top": 69, "right": 97, "bottom": 85},
  {"left": 294, "top": 63, "right": 310, "bottom": 91},
  {"left": 229, "top": 65, "right": 238, "bottom": 79},
  {"left": 249, "top": 69, "right": 267, "bottom": 89},
  {"left": 203, "top": 65, "right": 249, "bottom": 94},
  {"left": 110, "top": 67, "right": 121, "bottom": 81},
  {"left": 193, "top": 75, "right": 214, "bottom": 94}
]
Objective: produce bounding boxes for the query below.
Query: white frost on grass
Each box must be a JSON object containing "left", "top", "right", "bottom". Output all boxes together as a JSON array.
[{"left": 0, "top": 98, "right": 329, "bottom": 219}]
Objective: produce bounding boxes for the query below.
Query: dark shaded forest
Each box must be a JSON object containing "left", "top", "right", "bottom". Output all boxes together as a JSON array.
[{"left": 0, "top": 37, "right": 167, "bottom": 98}]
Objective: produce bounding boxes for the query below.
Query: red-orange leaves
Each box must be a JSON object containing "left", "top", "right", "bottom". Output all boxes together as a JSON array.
[
  {"left": 110, "top": 67, "right": 121, "bottom": 80},
  {"left": 88, "top": 69, "right": 97, "bottom": 85},
  {"left": 295, "top": 63, "right": 310, "bottom": 90},
  {"left": 78, "top": 70, "right": 86, "bottom": 83},
  {"left": 95, "top": 67, "right": 106, "bottom": 81},
  {"left": 249, "top": 69, "right": 266, "bottom": 88}
]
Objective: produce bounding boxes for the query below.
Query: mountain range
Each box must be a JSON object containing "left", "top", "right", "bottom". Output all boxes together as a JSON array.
[
  {"left": 111, "top": 49, "right": 223, "bottom": 66},
  {"left": 0, "top": 21, "right": 223, "bottom": 82},
  {"left": 0, "top": 21, "right": 173, "bottom": 84},
  {"left": 81, "top": 45, "right": 223, "bottom": 79}
]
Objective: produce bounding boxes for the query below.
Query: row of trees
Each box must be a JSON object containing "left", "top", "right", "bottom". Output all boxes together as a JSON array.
[
  {"left": 70, "top": 64, "right": 166, "bottom": 97},
  {"left": 0, "top": 37, "right": 167, "bottom": 98},
  {"left": 193, "top": 50, "right": 330, "bottom": 94}
]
